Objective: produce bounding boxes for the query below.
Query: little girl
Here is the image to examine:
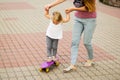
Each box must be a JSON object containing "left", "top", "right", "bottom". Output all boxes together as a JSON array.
[{"left": 45, "top": 10, "right": 70, "bottom": 61}]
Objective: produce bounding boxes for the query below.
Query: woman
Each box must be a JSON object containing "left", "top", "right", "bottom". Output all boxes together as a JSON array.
[{"left": 45, "top": 0, "right": 96, "bottom": 72}]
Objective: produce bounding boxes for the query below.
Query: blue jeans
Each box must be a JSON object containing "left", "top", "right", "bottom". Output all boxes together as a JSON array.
[{"left": 71, "top": 17, "right": 96, "bottom": 65}]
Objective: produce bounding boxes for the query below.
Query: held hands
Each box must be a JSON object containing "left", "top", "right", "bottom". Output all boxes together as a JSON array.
[
  {"left": 65, "top": 7, "right": 74, "bottom": 14},
  {"left": 44, "top": 4, "right": 51, "bottom": 11}
]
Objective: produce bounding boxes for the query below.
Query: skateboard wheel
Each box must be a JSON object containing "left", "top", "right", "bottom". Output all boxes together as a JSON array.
[
  {"left": 39, "top": 68, "right": 43, "bottom": 72},
  {"left": 55, "top": 62, "right": 59, "bottom": 66},
  {"left": 46, "top": 68, "right": 49, "bottom": 72}
]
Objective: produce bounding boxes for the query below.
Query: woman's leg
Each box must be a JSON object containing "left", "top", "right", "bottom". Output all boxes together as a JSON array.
[
  {"left": 63, "top": 17, "right": 84, "bottom": 72},
  {"left": 83, "top": 18, "right": 96, "bottom": 66},
  {"left": 71, "top": 18, "right": 84, "bottom": 65}
]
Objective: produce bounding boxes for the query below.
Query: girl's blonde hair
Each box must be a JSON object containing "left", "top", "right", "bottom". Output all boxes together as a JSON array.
[
  {"left": 52, "top": 11, "right": 63, "bottom": 23},
  {"left": 84, "top": 0, "right": 96, "bottom": 12}
]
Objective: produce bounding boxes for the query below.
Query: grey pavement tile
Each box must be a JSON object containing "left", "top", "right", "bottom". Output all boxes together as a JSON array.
[
  {"left": 5, "top": 68, "right": 14, "bottom": 73},
  {"left": 33, "top": 76, "right": 42, "bottom": 80},
  {"left": 112, "top": 74, "right": 120, "bottom": 80},
  {"left": 83, "top": 77, "right": 93, "bottom": 80},
  {"left": 56, "top": 73, "right": 68, "bottom": 79},
  {"left": 17, "top": 77, "right": 26, "bottom": 80},
  {"left": 9, "top": 77, "right": 17, "bottom": 80},
  {"left": 15, "top": 71, "right": 24, "bottom": 77},
  {"left": 30, "top": 70, "right": 39, "bottom": 76},
  {"left": 105, "top": 69, "right": 116, "bottom": 74},
  {"left": 25, "top": 76, "right": 35, "bottom": 80},
  {"left": 105, "top": 75, "right": 117, "bottom": 80},
  {"left": 99, "top": 69, "right": 110, "bottom": 75},
  {"left": 47, "top": 73, "right": 59, "bottom": 80},
  {"left": 79, "top": 72, "right": 88, "bottom": 77},
  {"left": 91, "top": 76, "right": 104, "bottom": 80},
  {"left": 22, "top": 71, "right": 32, "bottom": 76},
  {"left": 20, "top": 67, "right": 29, "bottom": 71},
  {"left": 85, "top": 70, "right": 96, "bottom": 77},
  {"left": 1, "top": 78, "right": 9, "bottom": 80},
  {"left": 13, "top": 67, "right": 21, "bottom": 72},
  {"left": 27, "top": 66, "right": 36, "bottom": 71},
  {"left": 70, "top": 72, "right": 81, "bottom": 78},
  {"left": 0, "top": 69, "right": 6, "bottom": 73},
  {"left": 64, "top": 73, "right": 76, "bottom": 78},
  {"left": 92, "top": 70, "right": 103, "bottom": 76},
  {"left": 114, "top": 68, "right": 120, "bottom": 74},
  {"left": 0, "top": 72, "right": 8, "bottom": 78},
  {"left": 7, "top": 72, "right": 16, "bottom": 78}
]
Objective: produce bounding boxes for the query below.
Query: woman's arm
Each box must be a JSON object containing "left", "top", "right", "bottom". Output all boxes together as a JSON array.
[
  {"left": 45, "top": 0, "right": 66, "bottom": 10},
  {"left": 66, "top": 6, "right": 87, "bottom": 13}
]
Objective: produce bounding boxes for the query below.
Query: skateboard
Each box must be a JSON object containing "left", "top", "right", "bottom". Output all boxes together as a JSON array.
[{"left": 39, "top": 60, "right": 60, "bottom": 73}]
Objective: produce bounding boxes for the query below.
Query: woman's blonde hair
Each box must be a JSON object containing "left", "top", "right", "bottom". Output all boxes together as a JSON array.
[
  {"left": 84, "top": 0, "right": 96, "bottom": 12},
  {"left": 52, "top": 11, "right": 63, "bottom": 23}
]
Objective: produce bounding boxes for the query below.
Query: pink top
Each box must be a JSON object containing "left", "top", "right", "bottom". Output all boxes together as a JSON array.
[
  {"left": 75, "top": 11, "right": 96, "bottom": 18},
  {"left": 74, "top": 0, "right": 96, "bottom": 18}
]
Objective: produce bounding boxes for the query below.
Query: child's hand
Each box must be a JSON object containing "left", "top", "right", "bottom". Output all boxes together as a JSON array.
[
  {"left": 65, "top": 9, "right": 69, "bottom": 14},
  {"left": 65, "top": 7, "right": 74, "bottom": 13}
]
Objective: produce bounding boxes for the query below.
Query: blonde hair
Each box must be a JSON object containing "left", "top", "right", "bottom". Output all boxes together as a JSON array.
[
  {"left": 52, "top": 11, "right": 63, "bottom": 23},
  {"left": 84, "top": 0, "right": 96, "bottom": 12}
]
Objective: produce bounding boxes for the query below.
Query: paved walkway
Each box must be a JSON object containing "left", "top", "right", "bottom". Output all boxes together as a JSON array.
[{"left": 0, "top": 0, "right": 120, "bottom": 80}]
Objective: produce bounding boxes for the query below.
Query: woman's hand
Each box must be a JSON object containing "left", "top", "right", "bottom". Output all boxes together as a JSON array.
[
  {"left": 44, "top": 4, "right": 51, "bottom": 11},
  {"left": 65, "top": 7, "right": 74, "bottom": 13}
]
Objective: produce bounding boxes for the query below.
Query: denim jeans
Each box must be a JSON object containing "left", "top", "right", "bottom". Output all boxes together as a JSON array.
[
  {"left": 71, "top": 17, "right": 96, "bottom": 65},
  {"left": 46, "top": 36, "right": 58, "bottom": 57}
]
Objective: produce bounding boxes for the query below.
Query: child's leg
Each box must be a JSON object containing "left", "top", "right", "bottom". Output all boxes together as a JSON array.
[
  {"left": 46, "top": 36, "right": 53, "bottom": 57},
  {"left": 52, "top": 39, "right": 58, "bottom": 57}
]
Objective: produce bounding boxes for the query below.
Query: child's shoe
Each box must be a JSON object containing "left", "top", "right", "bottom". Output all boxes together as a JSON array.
[
  {"left": 44, "top": 57, "right": 52, "bottom": 62},
  {"left": 52, "top": 56, "right": 57, "bottom": 61}
]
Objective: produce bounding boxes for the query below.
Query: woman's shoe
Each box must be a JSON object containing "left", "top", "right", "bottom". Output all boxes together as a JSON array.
[
  {"left": 84, "top": 60, "right": 94, "bottom": 67},
  {"left": 63, "top": 65, "right": 76, "bottom": 73}
]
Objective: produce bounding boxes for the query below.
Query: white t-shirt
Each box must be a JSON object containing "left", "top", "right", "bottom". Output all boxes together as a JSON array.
[{"left": 46, "top": 20, "right": 63, "bottom": 39}]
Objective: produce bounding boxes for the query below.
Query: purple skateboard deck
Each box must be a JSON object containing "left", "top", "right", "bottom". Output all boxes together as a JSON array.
[
  {"left": 39, "top": 60, "right": 59, "bottom": 72},
  {"left": 41, "top": 61, "right": 54, "bottom": 68}
]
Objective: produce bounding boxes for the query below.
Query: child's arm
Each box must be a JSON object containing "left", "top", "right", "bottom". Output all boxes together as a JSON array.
[
  {"left": 62, "top": 11, "right": 70, "bottom": 23},
  {"left": 44, "top": 10, "right": 51, "bottom": 19}
]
